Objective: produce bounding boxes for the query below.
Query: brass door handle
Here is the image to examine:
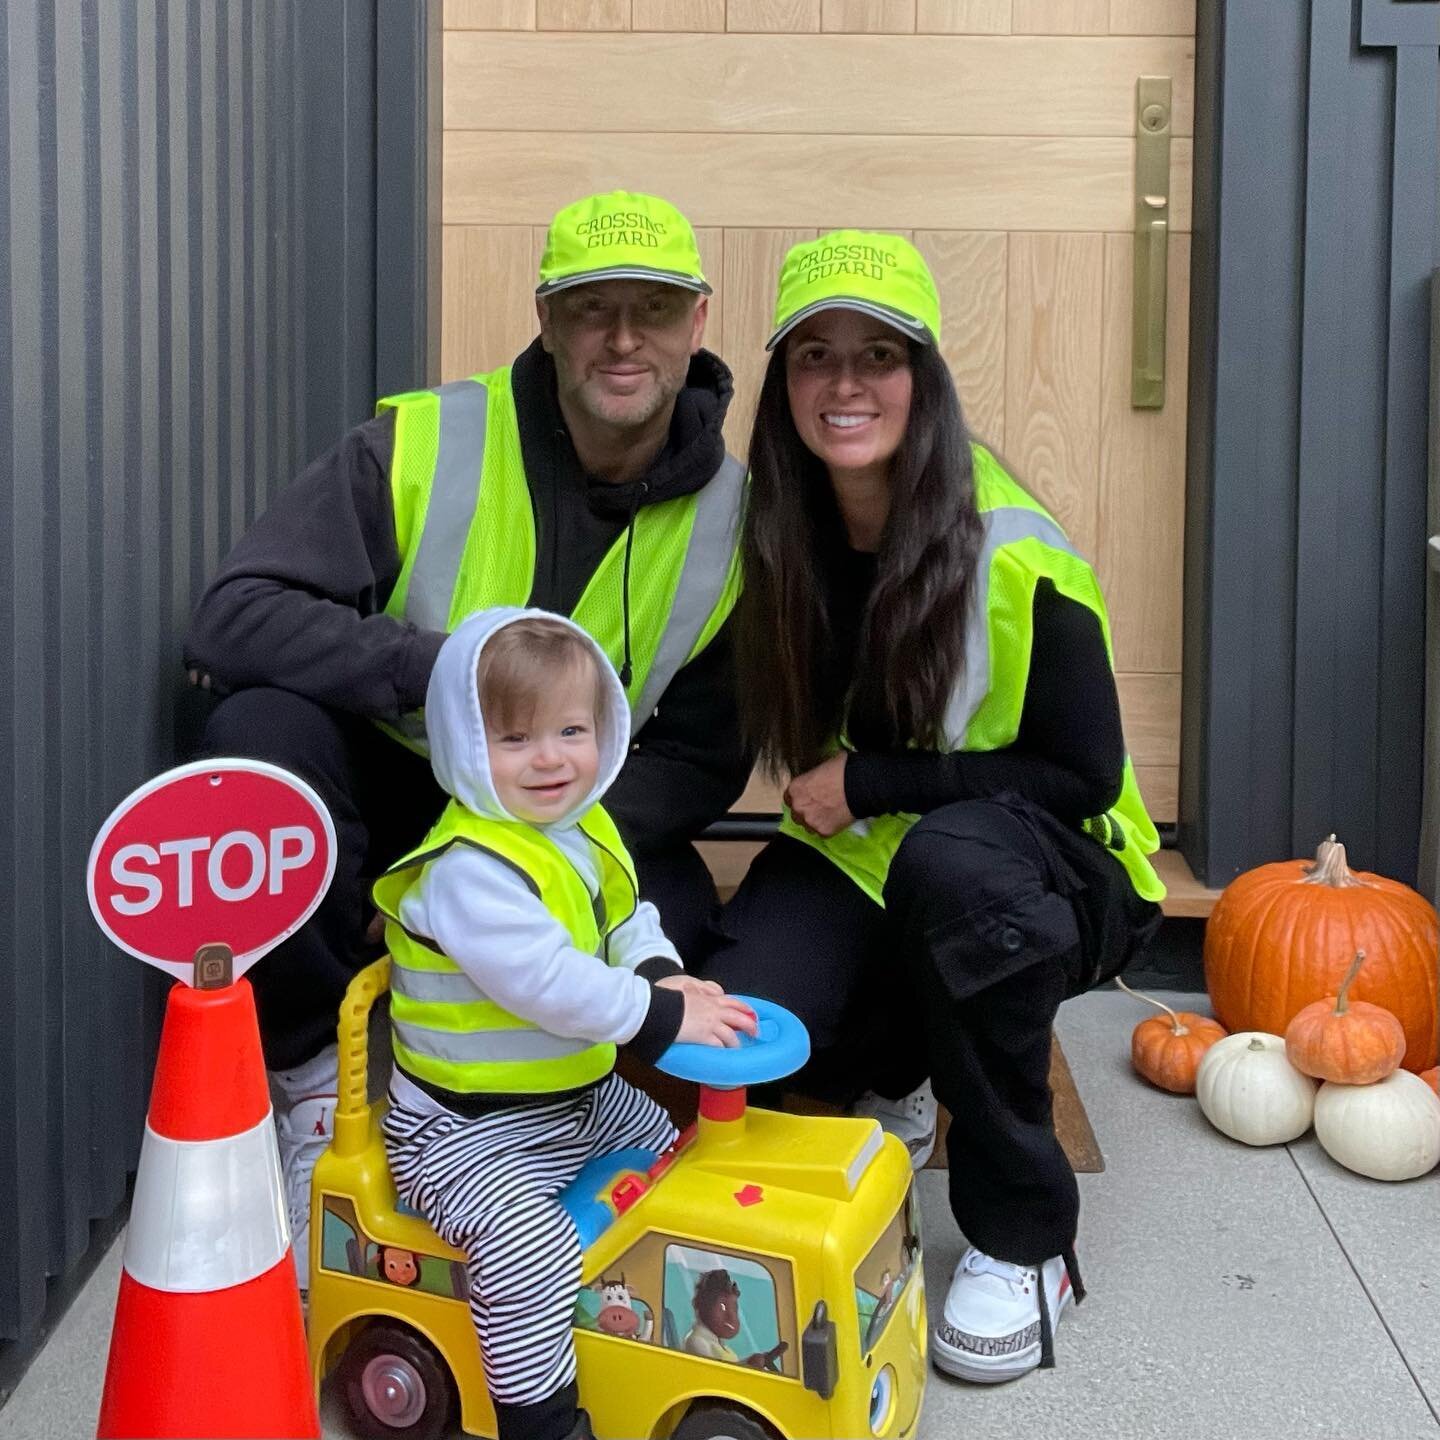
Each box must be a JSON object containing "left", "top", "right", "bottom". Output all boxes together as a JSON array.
[{"left": 1132, "top": 77, "right": 1172, "bottom": 409}]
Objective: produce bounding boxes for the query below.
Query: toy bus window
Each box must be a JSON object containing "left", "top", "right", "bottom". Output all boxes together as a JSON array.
[
  {"left": 320, "top": 1197, "right": 365, "bottom": 1276},
  {"left": 573, "top": 1277, "right": 657, "bottom": 1343},
  {"left": 361, "top": 1241, "right": 468, "bottom": 1301},
  {"left": 854, "top": 1179, "right": 920, "bottom": 1355},
  {"left": 663, "top": 1244, "right": 794, "bottom": 1377}
]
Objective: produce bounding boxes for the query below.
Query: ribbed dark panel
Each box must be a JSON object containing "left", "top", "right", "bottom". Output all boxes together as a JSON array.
[
  {"left": 0, "top": 0, "right": 436, "bottom": 1364},
  {"left": 1183, "top": 0, "right": 1437, "bottom": 886}
]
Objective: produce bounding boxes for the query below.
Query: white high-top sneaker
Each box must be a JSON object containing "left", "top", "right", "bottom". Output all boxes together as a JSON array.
[
  {"left": 850, "top": 1079, "right": 938, "bottom": 1170},
  {"left": 932, "top": 1245, "right": 1082, "bottom": 1383},
  {"left": 269, "top": 1043, "right": 338, "bottom": 1292}
]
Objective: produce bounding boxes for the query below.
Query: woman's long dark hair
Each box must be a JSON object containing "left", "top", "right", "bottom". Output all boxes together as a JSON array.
[{"left": 735, "top": 339, "right": 985, "bottom": 778}]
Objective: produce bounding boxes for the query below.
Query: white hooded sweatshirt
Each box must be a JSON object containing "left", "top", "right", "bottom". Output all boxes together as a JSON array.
[{"left": 389, "top": 607, "right": 682, "bottom": 1117}]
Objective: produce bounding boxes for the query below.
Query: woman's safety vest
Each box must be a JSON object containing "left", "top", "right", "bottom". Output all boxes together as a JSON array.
[
  {"left": 375, "top": 368, "right": 745, "bottom": 752},
  {"left": 778, "top": 445, "right": 1166, "bottom": 907},
  {"left": 373, "top": 802, "right": 639, "bottom": 1095}
]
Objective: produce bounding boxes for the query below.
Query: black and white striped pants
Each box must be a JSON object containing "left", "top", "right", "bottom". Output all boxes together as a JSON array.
[{"left": 382, "top": 1074, "right": 677, "bottom": 1407}]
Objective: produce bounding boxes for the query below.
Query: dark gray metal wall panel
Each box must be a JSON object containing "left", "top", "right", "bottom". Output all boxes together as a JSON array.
[
  {"left": 297, "top": 0, "right": 376, "bottom": 462},
  {"left": 1184, "top": 0, "right": 1437, "bottom": 885},
  {"left": 375, "top": 0, "right": 442, "bottom": 397},
  {"left": 1183, "top": 0, "right": 1309, "bottom": 884},
  {"left": 1375, "top": 45, "right": 1438, "bottom": 879},
  {"left": 0, "top": 0, "right": 432, "bottom": 1359},
  {"left": 1293, "top": 7, "right": 1391, "bottom": 863}
]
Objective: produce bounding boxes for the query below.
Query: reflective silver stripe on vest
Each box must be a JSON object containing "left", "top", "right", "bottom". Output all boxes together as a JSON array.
[
  {"left": 631, "top": 453, "right": 746, "bottom": 727},
  {"left": 392, "top": 953, "right": 603, "bottom": 1006},
  {"left": 404, "top": 379, "right": 489, "bottom": 632},
  {"left": 942, "top": 505, "right": 1081, "bottom": 745},
  {"left": 392, "top": 1017, "right": 595, "bottom": 1064},
  {"left": 391, "top": 965, "right": 498, "bottom": 1006}
]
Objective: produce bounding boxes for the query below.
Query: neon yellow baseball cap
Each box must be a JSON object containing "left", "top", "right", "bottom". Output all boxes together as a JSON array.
[
  {"left": 766, "top": 230, "right": 941, "bottom": 349},
  {"left": 536, "top": 190, "right": 711, "bottom": 297}
]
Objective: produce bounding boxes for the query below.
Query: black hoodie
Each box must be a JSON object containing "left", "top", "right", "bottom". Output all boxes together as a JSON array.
[{"left": 184, "top": 338, "right": 752, "bottom": 853}]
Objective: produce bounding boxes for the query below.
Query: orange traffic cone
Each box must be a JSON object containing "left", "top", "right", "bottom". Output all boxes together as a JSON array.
[{"left": 97, "top": 976, "right": 320, "bottom": 1439}]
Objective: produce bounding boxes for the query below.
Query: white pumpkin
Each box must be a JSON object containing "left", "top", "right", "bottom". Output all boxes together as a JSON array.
[
  {"left": 1313, "top": 1069, "right": 1440, "bottom": 1182},
  {"left": 1195, "top": 1031, "right": 1316, "bottom": 1146}
]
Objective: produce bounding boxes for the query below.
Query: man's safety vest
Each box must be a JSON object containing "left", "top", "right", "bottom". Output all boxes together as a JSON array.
[
  {"left": 375, "top": 368, "right": 745, "bottom": 751},
  {"left": 373, "top": 802, "right": 638, "bottom": 1095},
  {"left": 778, "top": 445, "right": 1166, "bottom": 906}
]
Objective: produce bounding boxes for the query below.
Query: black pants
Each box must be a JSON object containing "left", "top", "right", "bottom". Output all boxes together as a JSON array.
[
  {"left": 200, "top": 687, "right": 720, "bottom": 1070},
  {"left": 699, "top": 796, "right": 1158, "bottom": 1264}
]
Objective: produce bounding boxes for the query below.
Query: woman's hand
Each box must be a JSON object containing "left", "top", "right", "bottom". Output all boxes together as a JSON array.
[{"left": 784, "top": 752, "right": 855, "bottom": 837}]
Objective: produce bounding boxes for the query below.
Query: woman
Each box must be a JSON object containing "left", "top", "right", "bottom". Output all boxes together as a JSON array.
[{"left": 700, "top": 232, "right": 1165, "bottom": 1383}]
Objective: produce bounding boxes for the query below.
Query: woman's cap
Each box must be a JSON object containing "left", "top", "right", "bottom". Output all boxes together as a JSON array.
[
  {"left": 766, "top": 230, "right": 941, "bottom": 349},
  {"left": 536, "top": 191, "right": 712, "bottom": 297}
]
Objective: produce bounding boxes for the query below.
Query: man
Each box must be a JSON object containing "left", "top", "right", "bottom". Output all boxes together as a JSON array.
[{"left": 184, "top": 191, "right": 749, "bottom": 1281}]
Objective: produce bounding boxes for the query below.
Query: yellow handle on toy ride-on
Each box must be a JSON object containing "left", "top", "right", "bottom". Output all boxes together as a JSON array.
[{"left": 332, "top": 956, "right": 391, "bottom": 1158}]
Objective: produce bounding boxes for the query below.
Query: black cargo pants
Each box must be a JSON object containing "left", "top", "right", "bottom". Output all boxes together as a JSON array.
[{"left": 698, "top": 795, "right": 1156, "bottom": 1263}]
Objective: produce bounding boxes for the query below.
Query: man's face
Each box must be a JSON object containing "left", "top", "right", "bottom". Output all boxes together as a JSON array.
[{"left": 538, "top": 279, "right": 707, "bottom": 435}]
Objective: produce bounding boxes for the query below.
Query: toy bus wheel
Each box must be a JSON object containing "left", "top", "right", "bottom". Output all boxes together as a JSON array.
[
  {"left": 336, "top": 1321, "right": 456, "bottom": 1440},
  {"left": 671, "top": 1404, "right": 774, "bottom": 1440}
]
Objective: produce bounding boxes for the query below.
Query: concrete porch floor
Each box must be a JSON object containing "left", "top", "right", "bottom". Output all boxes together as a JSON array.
[{"left": 2, "top": 989, "right": 1437, "bottom": 1440}]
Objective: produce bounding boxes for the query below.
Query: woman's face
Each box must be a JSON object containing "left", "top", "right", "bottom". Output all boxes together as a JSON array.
[{"left": 784, "top": 309, "right": 914, "bottom": 481}]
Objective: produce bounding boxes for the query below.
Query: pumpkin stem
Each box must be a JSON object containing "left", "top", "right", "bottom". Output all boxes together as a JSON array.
[
  {"left": 1247, "top": 1037, "right": 1267, "bottom": 1052},
  {"left": 1301, "top": 834, "right": 1367, "bottom": 889},
  {"left": 1114, "top": 976, "right": 1188, "bottom": 1035},
  {"left": 1333, "top": 950, "right": 1366, "bottom": 1016}
]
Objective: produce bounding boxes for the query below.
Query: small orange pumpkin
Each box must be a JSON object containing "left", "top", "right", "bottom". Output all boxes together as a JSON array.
[
  {"left": 1205, "top": 835, "right": 1439, "bottom": 1072},
  {"left": 1117, "top": 977, "right": 1228, "bottom": 1094},
  {"left": 1284, "top": 951, "right": 1406, "bottom": 1084},
  {"left": 1421, "top": 1068, "right": 1439, "bottom": 1096}
]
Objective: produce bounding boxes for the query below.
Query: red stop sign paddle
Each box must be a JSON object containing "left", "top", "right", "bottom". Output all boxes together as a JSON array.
[{"left": 87, "top": 759, "right": 337, "bottom": 984}]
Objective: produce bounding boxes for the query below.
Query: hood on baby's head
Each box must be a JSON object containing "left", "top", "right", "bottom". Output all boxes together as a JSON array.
[{"left": 423, "top": 606, "right": 630, "bottom": 828}]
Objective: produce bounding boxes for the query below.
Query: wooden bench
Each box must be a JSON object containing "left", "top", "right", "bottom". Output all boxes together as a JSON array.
[{"left": 698, "top": 825, "right": 1221, "bottom": 918}]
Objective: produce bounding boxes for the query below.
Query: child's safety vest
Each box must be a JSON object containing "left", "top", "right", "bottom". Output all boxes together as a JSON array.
[{"left": 373, "top": 802, "right": 638, "bottom": 1095}]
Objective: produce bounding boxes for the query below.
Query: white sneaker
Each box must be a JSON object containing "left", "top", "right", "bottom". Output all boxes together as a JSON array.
[
  {"left": 932, "top": 1246, "right": 1079, "bottom": 1383},
  {"left": 269, "top": 1044, "right": 338, "bottom": 1292},
  {"left": 851, "top": 1080, "right": 938, "bottom": 1170}
]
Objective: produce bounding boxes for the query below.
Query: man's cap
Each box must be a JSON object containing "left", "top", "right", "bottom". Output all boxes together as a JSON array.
[
  {"left": 536, "top": 191, "right": 711, "bottom": 297},
  {"left": 766, "top": 230, "right": 941, "bottom": 349}
]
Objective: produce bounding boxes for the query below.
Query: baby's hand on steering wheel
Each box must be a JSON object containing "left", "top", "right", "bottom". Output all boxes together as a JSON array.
[
  {"left": 654, "top": 973, "right": 724, "bottom": 999},
  {"left": 662, "top": 984, "right": 758, "bottom": 1048}
]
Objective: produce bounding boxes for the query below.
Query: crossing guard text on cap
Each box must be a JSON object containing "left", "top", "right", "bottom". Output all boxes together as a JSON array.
[
  {"left": 536, "top": 191, "right": 712, "bottom": 297},
  {"left": 767, "top": 229, "right": 941, "bottom": 350}
]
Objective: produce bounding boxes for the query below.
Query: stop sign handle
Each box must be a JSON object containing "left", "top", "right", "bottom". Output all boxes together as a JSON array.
[{"left": 193, "top": 943, "right": 235, "bottom": 990}]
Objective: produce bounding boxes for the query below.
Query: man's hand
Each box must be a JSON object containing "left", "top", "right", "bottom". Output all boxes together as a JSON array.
[
  {"left": 784, "top": 752, "right": 854, "bottom": 837},
  {"left": 656, "top": 976, "right": 758, "bottom": 1048}
]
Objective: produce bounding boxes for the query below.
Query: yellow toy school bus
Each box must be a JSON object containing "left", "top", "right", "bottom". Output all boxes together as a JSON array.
[{"left": 307, "top": 959, "right": 927, "bottom": 1440}]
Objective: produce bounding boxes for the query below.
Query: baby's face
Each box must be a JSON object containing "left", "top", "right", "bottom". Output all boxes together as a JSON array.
[{"left": 485, "top": 668, "right": 601, "bottom": 823}]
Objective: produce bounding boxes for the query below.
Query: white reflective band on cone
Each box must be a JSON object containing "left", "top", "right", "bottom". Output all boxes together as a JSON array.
[{"left": 124, "top": 1111, "right": 290, "bottom": 1291}]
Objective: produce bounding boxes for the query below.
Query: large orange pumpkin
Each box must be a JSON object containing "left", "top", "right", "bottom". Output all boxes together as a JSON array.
[{"left": 1204, "top": 835, "right": 1439, "bottom": 1073}]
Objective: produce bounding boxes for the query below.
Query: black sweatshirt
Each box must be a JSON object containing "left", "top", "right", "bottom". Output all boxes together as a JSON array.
[
  {"left": 820, "top": 546, "right": 1127, "bottom": 825},
  {"left": 184, "top": 338, "right": 752, "bottom": 854}
]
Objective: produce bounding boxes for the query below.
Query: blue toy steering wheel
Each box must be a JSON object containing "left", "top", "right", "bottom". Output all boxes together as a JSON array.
[{"left": 654, "top": 994, "right": 810, "bottom": 1089}]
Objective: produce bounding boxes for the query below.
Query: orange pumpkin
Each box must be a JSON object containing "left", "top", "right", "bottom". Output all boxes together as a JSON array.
[
  {"left": 1205, "top": 835, "right": 1439, "bottom": 1072},
  {"left": 1283, "top": 951, "right": 1406, "bottom": 1084},
  {"left": 1117, "top": 978, "right": 1228, "bottom": 1094},
  {"left": 1421, "top": 1068, "right": 1439, "bottom": 1096}
]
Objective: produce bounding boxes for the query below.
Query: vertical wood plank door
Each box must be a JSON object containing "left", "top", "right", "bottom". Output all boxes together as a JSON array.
[{"left": 439, "top": 8, "right": 1196, "bottom": 823}]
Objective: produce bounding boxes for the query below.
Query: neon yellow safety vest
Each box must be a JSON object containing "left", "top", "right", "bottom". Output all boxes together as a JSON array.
[
  {"left": 375, "top": 368, "right": 745, "bottom": 752},
  {"left": 373, "top": 803, "right": 639, "bottom": 1095},
  {"left": 778, "top": 445, "right": 1166, "bottom": 906}
]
